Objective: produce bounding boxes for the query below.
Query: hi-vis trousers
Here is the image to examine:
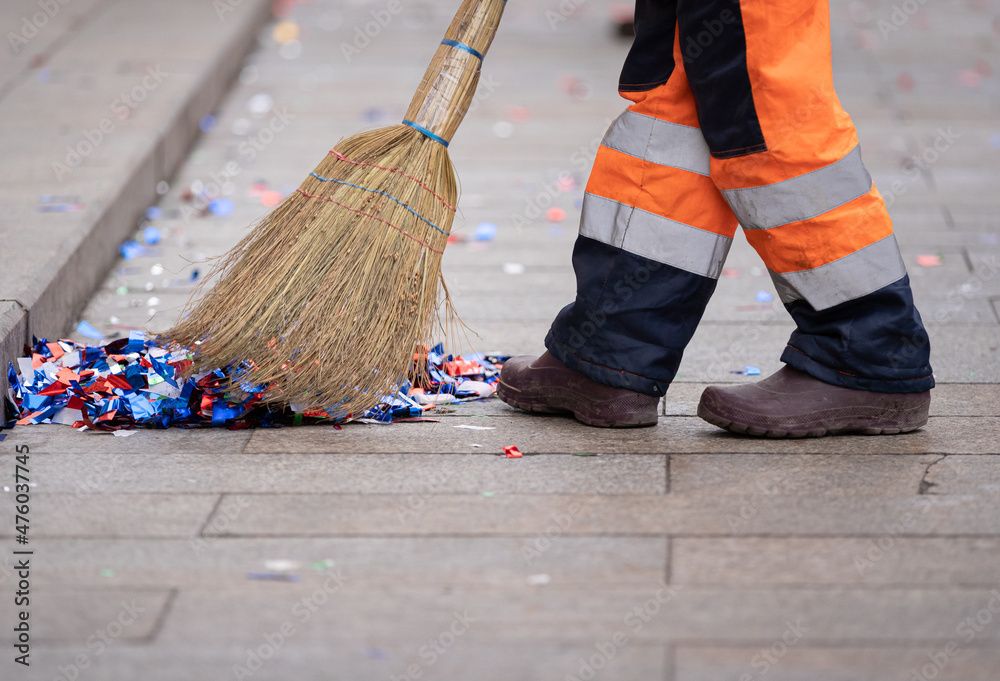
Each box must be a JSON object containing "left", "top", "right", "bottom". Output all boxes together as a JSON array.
[{"left": 546, "top": 0, "right": 934, "bottom": 396}]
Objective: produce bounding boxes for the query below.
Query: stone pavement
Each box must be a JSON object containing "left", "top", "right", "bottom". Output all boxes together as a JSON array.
[{"left": 2, "top": 1, "right": 1000, "bottom": 679}]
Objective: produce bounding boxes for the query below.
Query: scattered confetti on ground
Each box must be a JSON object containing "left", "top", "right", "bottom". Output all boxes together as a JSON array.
[
  {"left": 5, "top": 334, "right": 508, "bottom": 431},
  {"left": 545, "top": 206, "right": 567, "bottom": 223},
  {"left": 37, "top": 195, "right": 85, "bottom": 213}
]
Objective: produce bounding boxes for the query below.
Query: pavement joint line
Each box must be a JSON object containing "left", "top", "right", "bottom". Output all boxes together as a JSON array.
[
  {"left": 666, "top": 639, "right": 1000, "bottom": 648},
  {"left": 196, "top": 493, "right": 226, "bottom": 538},
  {"left": 17, "top": 532, "right": 1000, "bottom": 541},
  {"left": 663, "top": 646, "right": 674, "bottom": 681},
  {"left": 142, "top": 588, "right": 179, "bottom": 644},
  {"left": 664, "top": 536, "right": 672, "bottom": 585},
  {"left": 917, "top": 454, "right": 949, "bottom": 494},
  {"left": 7, "top": 450, "right": 998, "bottom": 457}
]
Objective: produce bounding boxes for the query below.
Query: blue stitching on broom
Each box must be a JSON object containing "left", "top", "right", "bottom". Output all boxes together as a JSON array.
[
  {"left": 401, "top": 119, "right": 450, "bottom": 148},
  {"left": 440, "top": 38, "right": 484, "bottom": 61},
  {"left": 308, "top": 172, "right": 447, "bottom": 235}
]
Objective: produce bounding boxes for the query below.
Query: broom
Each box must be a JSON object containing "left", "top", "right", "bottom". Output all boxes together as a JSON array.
[{"left": 163, "top": 0, "right": 507, "bottom": 416}]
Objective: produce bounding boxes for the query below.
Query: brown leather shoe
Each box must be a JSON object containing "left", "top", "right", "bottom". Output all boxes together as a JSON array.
[
  {"left": 697, "top": 366, "right": 930, "bottom": 438},
  {"left": 497, "top": 352, "right": 659, "bottom": 428}
]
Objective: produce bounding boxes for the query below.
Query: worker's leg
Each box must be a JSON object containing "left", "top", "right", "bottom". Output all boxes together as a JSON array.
[
  {"left": 543, "top": 3, "right": 739, "bottom": 398},
  {"left": 679, "top": 0, "right": 933, "bottom": 393}
]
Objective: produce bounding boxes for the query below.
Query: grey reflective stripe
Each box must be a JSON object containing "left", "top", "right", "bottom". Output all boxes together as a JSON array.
[
  {"left": 581, "top": 193, "right": 731, "bottom": 279},
  {"left": 723, "top": 146, "right": 873, "bottom": 230},
  {"left": 770, "top": 234, "right": 907, "bottom": 311},
  {"left": 601, "top": 110, "right": 711, "bottom": 176}
]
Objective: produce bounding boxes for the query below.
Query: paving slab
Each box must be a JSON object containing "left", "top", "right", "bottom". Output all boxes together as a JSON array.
[
  {"left": 923, "top": 455, "right": 1000, "bottom": 496},
  {"left": 153, "top": 586, "right": 1000, "bottom": 644},
  {"left": 674, "top": 646, "right": 1000, "bottom": 681},
  {"left": 0, "top": 493, "right": 219, "bottom": 538},
  {"left": 672, "top": 537, "right": 1000, "bottom": 587},
  {"left": 0, "top": 451, "right": 666, "bottom": 494},
  {"left": 3, "top": 426, "right": 250, "bottom": 455},
  {"left": 25, "top": 641, "right": 666, "bottom": 681},
  {"left": 0, "top": 588, "right": 171, "bottom": 644},
  {"left": 245, "top": 414, "right": 1000, "bottom": 455},
  {"left": 669, "top": 454, "right": 937, "bottom": 496},
  {"left": 27, "top": 536, "right": 668, "bottom": 588},
  {"left": 205, "top": 493, "right": 1000, "bottom": 537},
  {"left": 0, "top": 0, "right": 111, "bottom": 92}
]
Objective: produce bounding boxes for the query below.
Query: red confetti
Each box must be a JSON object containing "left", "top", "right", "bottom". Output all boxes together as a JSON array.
[
  {"left": 503, "top": 445, "right": 523, "bottom": 459},
  {"left": 443, "top": 358, "right": 484, "bottom": 377}
]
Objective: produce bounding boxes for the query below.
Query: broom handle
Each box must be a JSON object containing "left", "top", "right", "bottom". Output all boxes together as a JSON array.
[{"left": 403, "top": 0, "right": 507, "bottom": 148}]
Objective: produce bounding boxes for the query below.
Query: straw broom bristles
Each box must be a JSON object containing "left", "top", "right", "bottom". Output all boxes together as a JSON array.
[{"left": 162, "top": 0, "right": 506, "bottom": 417}]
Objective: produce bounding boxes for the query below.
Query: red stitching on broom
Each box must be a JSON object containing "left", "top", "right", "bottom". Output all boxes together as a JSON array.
[
  {"left": 327, "top": 150, "right": 456, "bottom": 211},
  {"left": 295, "top": 188, "right": 446, "bottom": 254}
]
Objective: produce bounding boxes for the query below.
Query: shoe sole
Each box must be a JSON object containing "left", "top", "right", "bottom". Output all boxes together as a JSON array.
[
  {"left": 696, "top": 401, "right": 927, "bottom": 439},
  {"left": 497, "top": 381, "right": 658, "bottom": 429}
]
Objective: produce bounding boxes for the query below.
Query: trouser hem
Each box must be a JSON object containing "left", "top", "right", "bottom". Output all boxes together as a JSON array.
[
  {"left": 781, "top": 345, "right": 935, "bottom": 394},
  {"left": 545, "top": 330, "right": 669, "bottom": 397}
]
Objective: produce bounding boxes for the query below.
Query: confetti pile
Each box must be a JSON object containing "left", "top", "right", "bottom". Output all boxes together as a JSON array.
[{"left": 5, "top": 334, "right": 507, "bottom": 431}]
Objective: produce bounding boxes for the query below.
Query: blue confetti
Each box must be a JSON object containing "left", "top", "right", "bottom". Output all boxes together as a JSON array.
[
  {"left": 755, "top": 290, "right": 774, "bottom": 303},
  {"left": 474, "top": 222, "right": 497, "bottom": 241},
  {"left": 208, "top": 198, "right": 235, "bottom": 216},
  {"left": 75, "top": 321, "right": 104, "bottom": 341},
  {"left": 119, "top": 240, "right": 144, "bottom": 260},
  {"left": 199, "top": 114, "right": 217, "bottom": 133},
  {"left": 142, "top": 225, "right": 162, "bottom": 245}
]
